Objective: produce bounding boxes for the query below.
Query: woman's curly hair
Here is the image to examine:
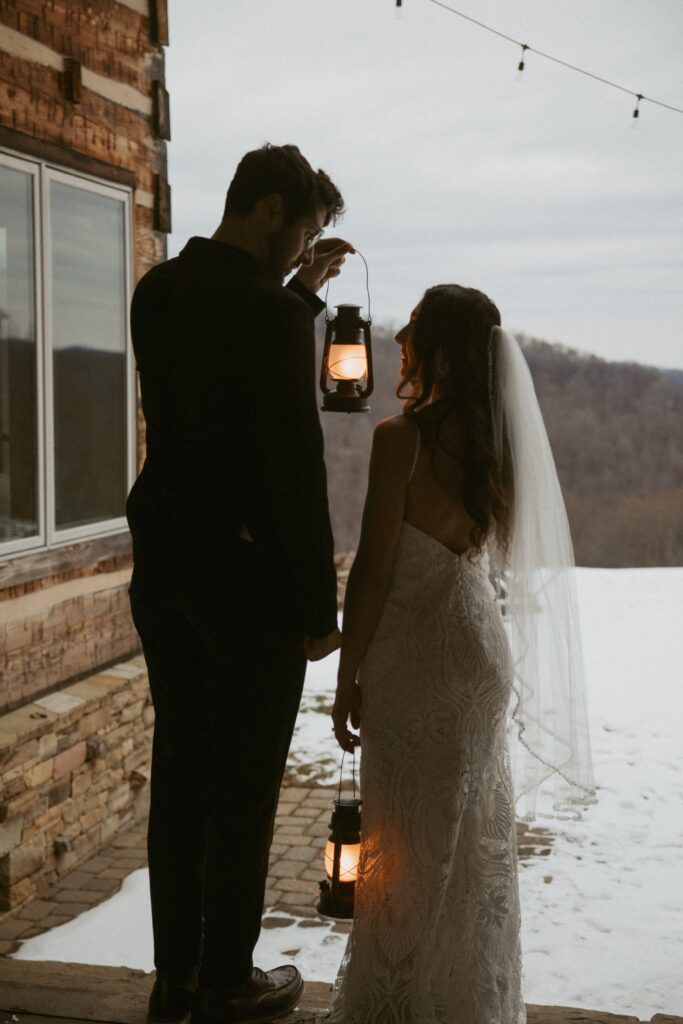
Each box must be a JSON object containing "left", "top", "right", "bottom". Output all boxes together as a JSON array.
[{"left": 397, "top": 284, "right": 513, "bottom": 555}]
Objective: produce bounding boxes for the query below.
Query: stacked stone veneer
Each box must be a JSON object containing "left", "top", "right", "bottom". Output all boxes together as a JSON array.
[
  {"left": 0, "top": 557, "right": 352, "bottom": 915},
  {"left": 0, "top": 658, "right": 152, "bottom": 913},
  {"left": 0, "top": 567, "right": 139, "bottom": 714}
]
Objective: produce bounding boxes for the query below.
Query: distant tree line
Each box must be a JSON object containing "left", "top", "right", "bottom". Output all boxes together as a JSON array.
[{"left": 316, "top": 323, "right": 683, "bottom": 567}]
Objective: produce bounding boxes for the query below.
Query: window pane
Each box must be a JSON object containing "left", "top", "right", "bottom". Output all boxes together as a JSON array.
[
  {"left": 0, "top": 164, "right": 39, "bottom": 542},
  {"left": 50, "top": 180, "right": 128, "bottom": 531}
]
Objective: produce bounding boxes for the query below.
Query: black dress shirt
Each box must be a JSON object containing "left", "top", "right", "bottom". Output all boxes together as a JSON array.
[{"left": 126, "top": 237, "right": 338, "bottom": 639}]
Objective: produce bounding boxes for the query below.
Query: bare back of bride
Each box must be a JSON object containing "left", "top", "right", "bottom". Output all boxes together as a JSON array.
[{"left": 328, "top": 284, "right": 595, "bottom": 1024}]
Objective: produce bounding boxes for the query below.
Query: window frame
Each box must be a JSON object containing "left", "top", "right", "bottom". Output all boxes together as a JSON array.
[{"left": 0, "top": 147, "right": 136, "bottom": 560}]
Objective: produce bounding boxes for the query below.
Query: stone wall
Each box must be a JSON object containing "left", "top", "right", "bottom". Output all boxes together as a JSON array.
[
  {"left": 0, "top": 657, "right": 151, "bottom": 913},
  {"left": 0, "top": 557, "right": 351, "bottom": 912},
  {"left": 0, "top": 567, "right": 139, "bottom": 714}
]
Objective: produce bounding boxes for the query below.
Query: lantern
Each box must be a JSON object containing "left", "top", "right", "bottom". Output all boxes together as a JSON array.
[
  {"left": 317, "top": 794, "right": 362, "bottom": 919},
  {"left": 317, "top": 748, "right": 361, "bottom": 919},
  {"left": 320, "top": 304, "right": 374, "bottom": 413}
]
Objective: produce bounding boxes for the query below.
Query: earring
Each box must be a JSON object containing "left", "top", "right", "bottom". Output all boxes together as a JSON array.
[{"left": 435, "top": 348, "right": 450, "bottom": 379}]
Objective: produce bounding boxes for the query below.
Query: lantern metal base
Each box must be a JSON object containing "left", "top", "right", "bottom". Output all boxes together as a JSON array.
[
  {"left": 317, "top": 879, "right": 355, "bottom": 919},
  {"left": 321, "top": 392, "right": 370, "bottom": 413}
]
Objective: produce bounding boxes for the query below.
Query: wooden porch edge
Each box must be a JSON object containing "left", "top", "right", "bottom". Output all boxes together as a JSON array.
[{"left": 0, "top": 959, "right": 679, "bottom": 1024}]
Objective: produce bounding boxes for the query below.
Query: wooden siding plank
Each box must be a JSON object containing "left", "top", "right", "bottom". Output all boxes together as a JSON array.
[
  {"left": 62, "top": 56, "right": 82, "bottom": 103},
  {"left": 0, "top": 0, "right": 162, "bottom": 98},
  {"left": 151, "top": 78, "right": 170, "bottom": 139},
  {"left": 0, "top": 959, "right": 652, "bottom": 1024},
  {"left": 153, "top": 172, "right": 171, "bottom": 232},
  {"left": 149, "top": 0, "right": 169, "bottom": 46},
  {"left": 0, "top": 125, "right": 136, "bottom": 187},
  {"left": 0, "top": 57, "right": 166, "bottom": 189},
  {"left": 0, "top": 533, "right": 132, "bottom": 592}
]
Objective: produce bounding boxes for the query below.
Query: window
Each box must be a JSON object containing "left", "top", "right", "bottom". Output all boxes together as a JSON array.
[{"left": 0, "top": 150, "right": 134, "bottom": 557}]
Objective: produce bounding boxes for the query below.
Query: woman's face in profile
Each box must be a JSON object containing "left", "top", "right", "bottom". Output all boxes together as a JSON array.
[{"left": 395, "top": 302, "right": 422, "bottom": 376}]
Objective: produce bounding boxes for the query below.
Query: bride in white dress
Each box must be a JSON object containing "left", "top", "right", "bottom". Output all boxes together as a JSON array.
[{"left": 328, "top": 284, "right": 595, "bottom": 1024}]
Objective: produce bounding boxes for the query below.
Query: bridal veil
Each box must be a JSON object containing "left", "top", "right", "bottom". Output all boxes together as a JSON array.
[{"left": 490, "top": 326, "right": 597, "bottom": 820}]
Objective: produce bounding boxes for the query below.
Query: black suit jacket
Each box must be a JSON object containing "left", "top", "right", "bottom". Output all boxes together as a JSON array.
[{"left": 126, "top": 237, "right": 338, "bottom": 639}]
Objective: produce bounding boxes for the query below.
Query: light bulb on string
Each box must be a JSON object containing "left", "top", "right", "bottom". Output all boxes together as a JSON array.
[
  {"left": 516, "top": 43, "right": 528, "bottom": 82},
  {"left": 631, "top": 93, "right": 643, "bottom": 126},
  {"left": 423, "top": 0, "right": 683, "bottom": 123}
]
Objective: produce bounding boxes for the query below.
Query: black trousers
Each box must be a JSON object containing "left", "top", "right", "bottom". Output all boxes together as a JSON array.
[{"left": 129, "top": 564, "right": 307, "bottom": 988}]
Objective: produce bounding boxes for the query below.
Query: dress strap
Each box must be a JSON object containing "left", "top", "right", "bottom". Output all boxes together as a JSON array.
[{"left": 407, "top": 422, "right": 421, "bottom": 483}]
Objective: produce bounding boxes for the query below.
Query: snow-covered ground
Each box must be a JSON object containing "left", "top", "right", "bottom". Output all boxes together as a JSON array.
[{"left": 17, "top": 569, "right": 683, "bottom": 1020}]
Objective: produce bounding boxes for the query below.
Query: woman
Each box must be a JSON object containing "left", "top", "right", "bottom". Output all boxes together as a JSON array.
[{"left": 328, "top": 284, "right": 595, "bottom": 1024}]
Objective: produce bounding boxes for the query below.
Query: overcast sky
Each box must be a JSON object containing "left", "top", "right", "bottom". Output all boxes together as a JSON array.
[{"left": 165, "top": 0, "right": 683, "bottom": 370}]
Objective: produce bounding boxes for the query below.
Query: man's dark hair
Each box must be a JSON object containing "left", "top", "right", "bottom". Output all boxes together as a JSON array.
[{"left": 223, "top": 143, "right": 344, "bottom": 226}]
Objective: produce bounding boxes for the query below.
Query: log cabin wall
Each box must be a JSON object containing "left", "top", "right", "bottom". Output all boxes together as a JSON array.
[{"left": 0, "top": 0, "right": 169, "bottom": 713}]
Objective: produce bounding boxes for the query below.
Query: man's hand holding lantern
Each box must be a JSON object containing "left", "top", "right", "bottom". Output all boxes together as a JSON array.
[{"left": 295, "top": 238, "right": 355, "bottom": 294}]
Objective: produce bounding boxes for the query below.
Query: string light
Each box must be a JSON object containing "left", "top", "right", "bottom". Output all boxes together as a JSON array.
[{"left": 428, "top": 0, "right": 683, "bottom": 122}]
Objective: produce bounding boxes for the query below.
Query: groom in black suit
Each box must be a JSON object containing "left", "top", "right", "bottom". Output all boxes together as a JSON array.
[{"left": 126, "top": 144, "right": 350, "bottom": 1024}]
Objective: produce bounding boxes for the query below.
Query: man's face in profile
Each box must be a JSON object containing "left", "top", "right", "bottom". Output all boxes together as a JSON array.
[{"left": 266, "top": 204, "right": 326, "bottom": 282}]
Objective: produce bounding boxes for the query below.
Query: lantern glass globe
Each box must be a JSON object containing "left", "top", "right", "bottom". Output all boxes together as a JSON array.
[
  {"left": 324, "top": 838, "right": 361, "bottom": 883},
  {"left": 328, "top": 343, "right": 368, "bottom": 382}
]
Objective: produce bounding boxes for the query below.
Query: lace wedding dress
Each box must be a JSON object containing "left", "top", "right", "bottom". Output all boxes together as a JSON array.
[{"left": 327, "top": 515, "right": 525, "bottom": 1024}]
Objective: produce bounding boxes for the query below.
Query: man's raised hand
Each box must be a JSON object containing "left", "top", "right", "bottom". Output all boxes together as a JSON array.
[{"left": 295, "top": 238, "right": 355, "bottom": 295}]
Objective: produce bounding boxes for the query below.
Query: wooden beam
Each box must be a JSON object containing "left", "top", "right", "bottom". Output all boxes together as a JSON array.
[
  {"left": 62, "top": 57, "right": 82, "bottom": 103},
  {"left": 0, "top": 532, "right": 132, "bottom": 592},
  {"left": 0, "top": 959, "right": 151, "bottom": 1024},
  {"left": 154, "top": 174, "right": 171, "bottom": 233},
  {"left": 0, "top": 1015, "right": 91, "bottom": 1024},
  {"left": 0, "top": 23, "right": 154, "bottom": 115},
  {"left": 152, "top": 79, "right": 171, "bottom": 140},
  {"left": 149, "top": 0, "right": 169, "bottom": 46},
  {"left": 0, "top": 960, "right": 662, "bottom": 1024},
  {"left": 0, "top": 568, "right": 132, "bottom": 626},
  {"left": 0, "top": 127, "right": 136, "bottom": 189}
]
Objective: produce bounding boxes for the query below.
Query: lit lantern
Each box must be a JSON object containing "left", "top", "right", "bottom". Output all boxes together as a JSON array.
[
  {"left": 320, "top": 304, "right": 373, "bottom": 413},
  {"left": 317, "top": 795, "right": 362, "bottom": 919}
]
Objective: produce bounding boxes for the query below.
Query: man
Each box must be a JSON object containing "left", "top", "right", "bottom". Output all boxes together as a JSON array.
[{"left": 127, "top": 144, "right": 351, "bottom": 1024}]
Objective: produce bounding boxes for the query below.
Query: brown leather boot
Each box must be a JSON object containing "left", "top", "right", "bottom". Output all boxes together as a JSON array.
[{"left": 192, "top": 965, "right": 303, "bottom": 1024}]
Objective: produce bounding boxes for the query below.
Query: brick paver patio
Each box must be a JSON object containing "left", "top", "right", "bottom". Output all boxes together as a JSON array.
[
  {"left": 0, "top": 780, "right": 553, "bottom": 958},
  {"left": 0, "top": 820, "right": 149, "bottom": 954},
  {"left": 0, "top": 783, "right": 340, "bottom": 956},
  {"left": 2, "top": 770, "right": 659, "bottom": 1024}
]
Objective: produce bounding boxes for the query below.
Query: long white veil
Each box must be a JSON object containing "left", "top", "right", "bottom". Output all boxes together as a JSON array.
[{"left": 491, "top": 326, "right": 597, "bottom": 821}]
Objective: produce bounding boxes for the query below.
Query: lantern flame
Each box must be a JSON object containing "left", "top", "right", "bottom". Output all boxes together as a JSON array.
[
  {"left": 328, "top": 344, "right": 368, "bottom": 382},
  {"left": 324, "top": 839, "right": 361, "bottom": 883}
]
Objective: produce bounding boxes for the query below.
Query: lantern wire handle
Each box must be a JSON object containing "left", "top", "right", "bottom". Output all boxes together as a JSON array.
[
  {"left": 337, "top": 747, "right": 358, "bottom": 801},
  {"left": 324, "top": 248, "right": 372, "bottom": 325}
]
